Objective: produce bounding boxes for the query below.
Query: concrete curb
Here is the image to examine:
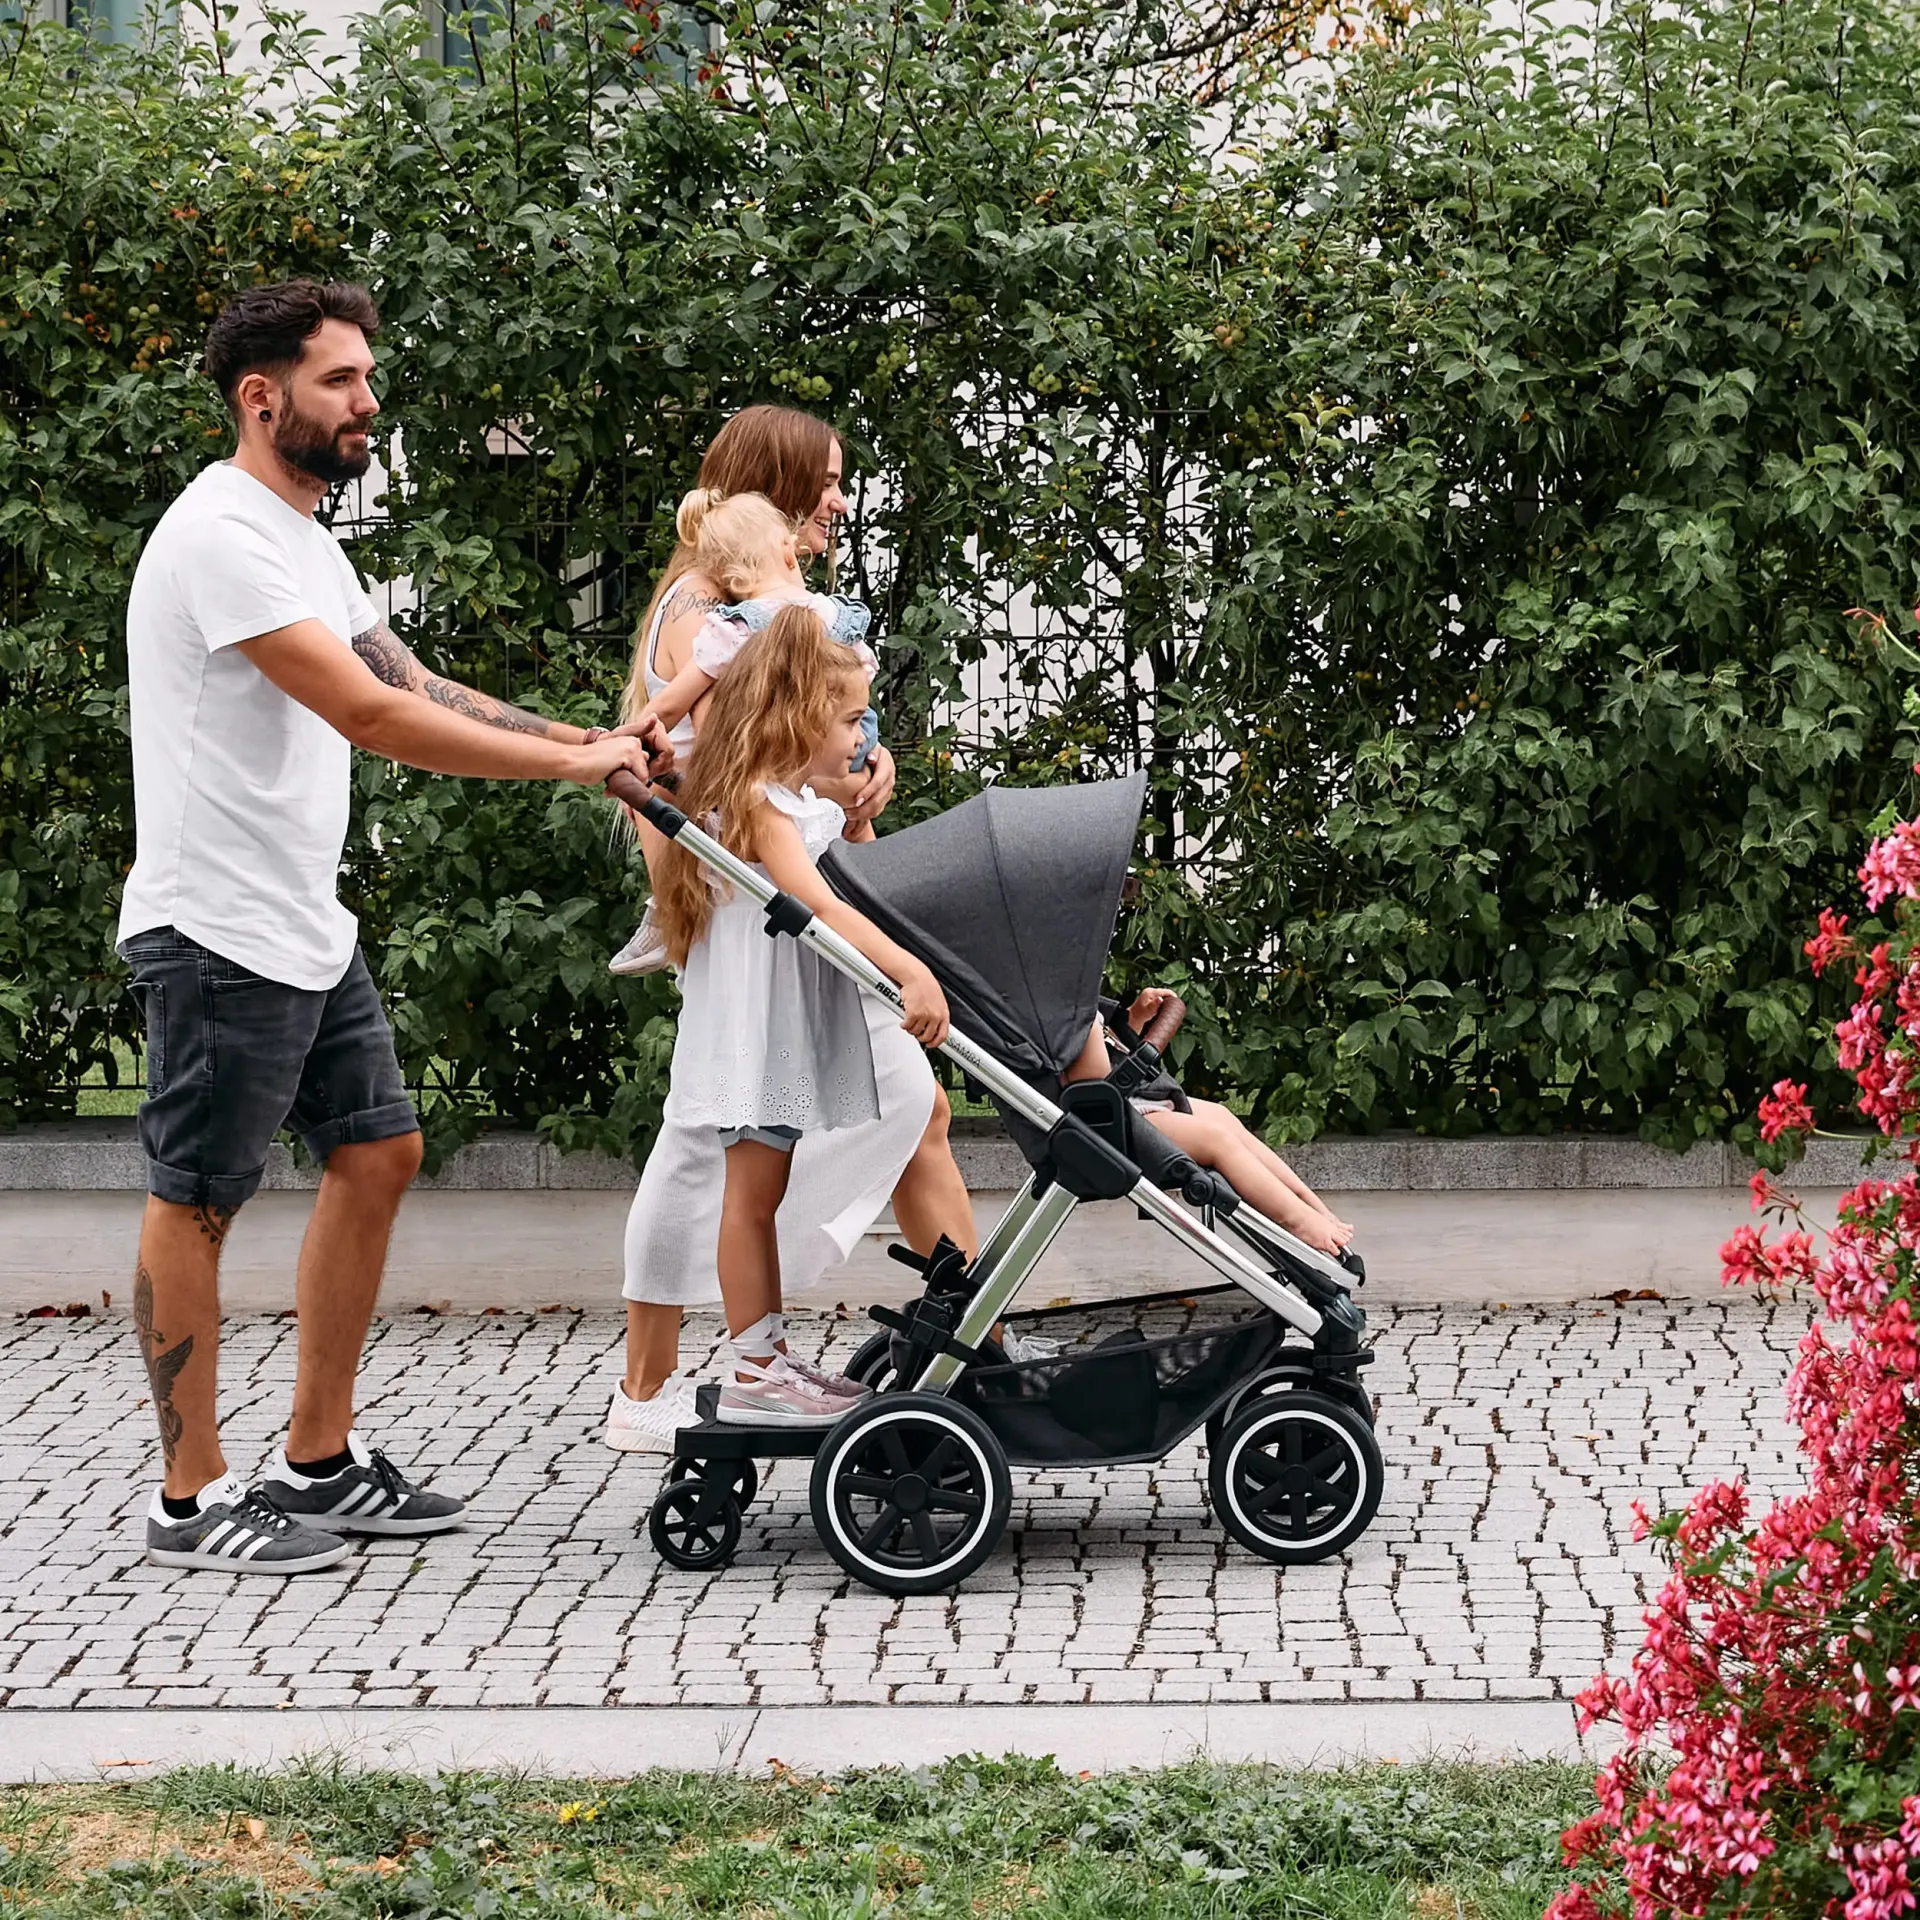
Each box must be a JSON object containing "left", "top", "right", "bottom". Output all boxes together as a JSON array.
[
  {"left": 0, "top": 1116, "right": 1885, "bottom": 1194},
  {"left": 0, "top": 1701, "right": 1609, "bottom": 1782}
]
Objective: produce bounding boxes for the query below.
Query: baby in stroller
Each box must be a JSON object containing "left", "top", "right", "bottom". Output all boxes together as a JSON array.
[{"left": 1063, "top": 987, "right": 1356, "bottom": 1255}]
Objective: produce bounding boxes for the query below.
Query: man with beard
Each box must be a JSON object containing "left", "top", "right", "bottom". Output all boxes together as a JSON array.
[{"left": 118, "top": 280, "right": 668, "bottom": 1575}]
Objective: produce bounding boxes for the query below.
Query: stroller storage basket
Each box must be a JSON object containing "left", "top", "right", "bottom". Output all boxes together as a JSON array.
[{"left": 956, "top": 1303, "right": 1286, "bottom": 1467}]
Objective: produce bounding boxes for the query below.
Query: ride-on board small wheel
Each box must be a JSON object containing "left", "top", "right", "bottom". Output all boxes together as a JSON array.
[
  {"left": 649, "top": 1476, "right": 744, "bottom": 1572},
  {"left": 1205, "top": 1361, "right": 1374, "bottom": 1453},
  {"left": 810, "top": 1392, "right": 1011, "bottom": 1596},
  {"left": 669, "top": 1455, "right": 760, "bottom": 1509},
  {"left": 1210, "top": 1388, "right": 1383, "bottom": 1566}
]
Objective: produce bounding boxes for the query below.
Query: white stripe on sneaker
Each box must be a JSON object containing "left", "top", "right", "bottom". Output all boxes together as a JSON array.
[
  {"left": 199, "top": 1520, "right": 235, "bottom": 1553},
  {"left": 329, "top": 1484, "right": 381, "bottom": 1517},
  {"left": 237, "top": 1533, "right": 275, "bottom": 1561}
]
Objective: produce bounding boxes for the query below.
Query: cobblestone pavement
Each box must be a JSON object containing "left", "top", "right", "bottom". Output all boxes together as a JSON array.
[{"left": 1, "top": 1299, "right": 1806, "bottom": 1712}]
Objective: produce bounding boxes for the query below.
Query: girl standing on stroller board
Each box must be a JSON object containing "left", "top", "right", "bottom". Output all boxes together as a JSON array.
[{"left": 649, "top": 608, "right": 952, "bottom": 1426}]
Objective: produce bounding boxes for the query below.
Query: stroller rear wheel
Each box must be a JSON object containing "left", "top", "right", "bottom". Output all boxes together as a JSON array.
[
  {"left": 810, "top": 1392, "right": 1011, "bottom": 1596},
  {"left": 842, "top": 1330, "right": 898, "bottom": 1392},
  {"left": 842, "top": 1328, "right": 1008, "bottom": 1396},
  {"left": 1210, "top": 1389, "right": 1383, "bottom": 1565},
  {"left": 649, "top": 1473, "right": 744, "bottom": 1572}
]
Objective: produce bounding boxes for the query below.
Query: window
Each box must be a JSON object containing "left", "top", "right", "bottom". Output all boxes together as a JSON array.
[
  {"left": 11, "top": 0, "right": 177, "bottom": 37},
  {"left": 426, "top": 0, "right": 717, "bottom": 78},
  {"left": 431, "top": 0, "right": 499, "bottom": 72}
]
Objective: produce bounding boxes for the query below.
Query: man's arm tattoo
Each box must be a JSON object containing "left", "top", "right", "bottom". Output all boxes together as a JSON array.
[
  {"left": 133, "top": 1265, "right": 194, "bottom": 1472},
  {"left": 422, "top": 675, "right": 552, "bottom": 735},
  {"left": 354, "top": 618, "right": 558, "bottom": 738},
  {"left": 351, "top": 619, "right": 422, "bottom": 691}
]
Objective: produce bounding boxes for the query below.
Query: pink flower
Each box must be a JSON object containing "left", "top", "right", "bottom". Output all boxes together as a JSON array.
[
  {"left": 1807, "top": 907, "right": 1856, "bottom": 976},
  {"left": 1759, "top": 1079, "right": 1816, "bottom": 1144},
  {"left": 1558, "top": 769, "right": 1920, "bottom": 1918},
  {"left": 1862, "top": 822, "right": 1920, "bottom": 910}
]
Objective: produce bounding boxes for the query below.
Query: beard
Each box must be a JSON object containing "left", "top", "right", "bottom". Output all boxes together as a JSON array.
[{"left": 273, "top": 396, "right": 373, "bottom": 486}]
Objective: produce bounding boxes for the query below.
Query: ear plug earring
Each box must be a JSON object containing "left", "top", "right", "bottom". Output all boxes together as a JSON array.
[{"left": 258, "top": 409, "right": 271, "bottom": 421}]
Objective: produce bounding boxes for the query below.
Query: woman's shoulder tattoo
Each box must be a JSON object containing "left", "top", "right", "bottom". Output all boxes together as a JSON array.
[{"left": 665, "top": 583, "right": 723, "bottom": 622}]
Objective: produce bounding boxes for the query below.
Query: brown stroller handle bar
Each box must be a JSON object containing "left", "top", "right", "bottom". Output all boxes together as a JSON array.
[
  {"left": 604, "top": 767, "right": 678, "bottom": 824},
  {"left": 1135, "top": 991, "right": 1186, "bottom": 1055},
  {"left": 603, "top": 773, "right": 1334, "bottom": 1345}
]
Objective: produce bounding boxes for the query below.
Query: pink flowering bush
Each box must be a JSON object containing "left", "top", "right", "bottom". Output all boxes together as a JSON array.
[{"left": 1549, "top": 803, "right": 1920, "bottom": 1919}]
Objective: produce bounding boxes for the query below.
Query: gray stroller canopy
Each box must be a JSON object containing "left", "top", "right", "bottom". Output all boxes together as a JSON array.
[{"left": 818, "top": 771, "right": 1146, "bottom": 1080}]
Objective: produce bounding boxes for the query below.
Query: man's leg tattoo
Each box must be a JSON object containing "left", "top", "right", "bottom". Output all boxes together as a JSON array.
[
  {"left": 134, "top": 1263, "right": 195, "bottom": 1472},
  {"left": 191, "top": 1202, "right": 237, "bottom": 1247}
]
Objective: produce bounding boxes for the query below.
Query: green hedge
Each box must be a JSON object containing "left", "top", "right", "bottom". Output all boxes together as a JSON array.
[{"left": 3, "top": 0, "right": 1918, "bottom": 1160}]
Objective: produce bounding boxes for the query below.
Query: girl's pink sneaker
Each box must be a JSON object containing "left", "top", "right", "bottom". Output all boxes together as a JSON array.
[
  {"left": 717, "top": 1353, "right": 846, "bottom": 1428},
  {"left": 780, "top": 1353, "right": 871, "bottom": 1402}
]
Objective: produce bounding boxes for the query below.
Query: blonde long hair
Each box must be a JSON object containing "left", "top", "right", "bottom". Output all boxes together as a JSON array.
[
  {"left": 651, "top": 606, "right": 861, "bottom": 966},
  {"left": 621, "top": 405, "right": 840, "bottom": 722}
]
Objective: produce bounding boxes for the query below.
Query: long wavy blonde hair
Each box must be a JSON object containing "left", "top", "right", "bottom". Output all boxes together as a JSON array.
[
  {"left": 651, "top": 606, "right": 861, "bottom": 967},
  {"left": 621, "top": 405, "right": 840, "bottom": 722}
]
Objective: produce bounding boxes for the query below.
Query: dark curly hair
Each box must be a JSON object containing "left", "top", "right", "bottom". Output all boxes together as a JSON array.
[{"left": 202, "top": 280, "right": 379, "bottom": 411}]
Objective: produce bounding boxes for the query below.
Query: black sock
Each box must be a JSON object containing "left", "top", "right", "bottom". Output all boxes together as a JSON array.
[
  {"left": 160, "top": 1491, "right": 201, "bottom": 1520},
  {"left": 287, "top": 1447, "right": 355, "bottom": 1480}
]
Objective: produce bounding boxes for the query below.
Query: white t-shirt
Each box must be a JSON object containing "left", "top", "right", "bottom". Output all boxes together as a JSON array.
[{"left": 116, "top": 462, "right": 378, "bottom": 990}]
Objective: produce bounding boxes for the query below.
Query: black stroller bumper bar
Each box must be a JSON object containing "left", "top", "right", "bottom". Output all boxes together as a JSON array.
[
  {"left": 1046, "top": 1081, "right": 1240, "bottom": 1215},
  {"left": 763, "top": 892, "right": 815, "bottom": 939}
]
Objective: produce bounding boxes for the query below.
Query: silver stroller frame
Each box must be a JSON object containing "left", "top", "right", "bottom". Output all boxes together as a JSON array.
[{"left": 610, "top": 771, "right": 1382, "bottom": 1597}]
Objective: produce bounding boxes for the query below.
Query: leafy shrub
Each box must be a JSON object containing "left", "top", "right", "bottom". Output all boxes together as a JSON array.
[{"left": 4, "top": 0, "right": 1919, "bottom": 1158}]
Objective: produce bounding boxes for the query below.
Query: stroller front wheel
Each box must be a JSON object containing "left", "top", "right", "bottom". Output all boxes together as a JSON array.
[
  {"left": 1205, "top": 1362, "right": 1375, "bottom": 1453},
  {"left": 810, "top": 1392, "right": 1011, "bottom": 1596},
  {"left": 1210, "top": 1390, "right": 1383, "bottom": 1566}
]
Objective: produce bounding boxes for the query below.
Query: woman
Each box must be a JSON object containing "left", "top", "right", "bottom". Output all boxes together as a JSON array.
[{"left": 606, "top": 404, "right": 978, "bottom": 1452}]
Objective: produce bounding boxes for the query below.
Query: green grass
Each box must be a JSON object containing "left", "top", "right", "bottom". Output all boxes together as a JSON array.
[{"left": 0, "top": 1756, "right": 1589, "bottom": 1917}]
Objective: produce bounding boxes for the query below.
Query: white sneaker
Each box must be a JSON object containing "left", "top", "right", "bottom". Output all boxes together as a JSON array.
[
  {"left": 608, "top": 908, "right": 670, "bottom": 977},
  {"left": 605, "top": 1377, "right": 699, "bottom": 1454},
  {"left": 1001, "top": 1330, "right": 1062, "bottom": 1364}
]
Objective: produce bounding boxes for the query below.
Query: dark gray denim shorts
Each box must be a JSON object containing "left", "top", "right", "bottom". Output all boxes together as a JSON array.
[{"left": 121, "top": 928, "right": 418, "bottom": 1210}]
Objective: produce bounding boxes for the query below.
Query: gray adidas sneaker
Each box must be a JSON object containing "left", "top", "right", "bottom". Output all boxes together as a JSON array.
[
  {"left": 145, "top": 1473, "right": 349, "bottom": 1575},
  {"left": 260, "top": 1430, "right": 467, "bottom": 1537}
]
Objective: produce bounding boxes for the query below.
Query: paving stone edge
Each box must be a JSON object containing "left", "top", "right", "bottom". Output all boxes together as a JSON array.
[
  {"left": 0, "top": 1701, "right": 1610, "bottom": 1780},
  {"left": 0, "top": 1117, "right": 1882, "bottom": 1193}
]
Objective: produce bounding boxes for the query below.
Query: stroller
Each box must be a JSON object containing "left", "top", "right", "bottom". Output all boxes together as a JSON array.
[{"left": 606, "top": 768, "right": 1382, "bottom": 1597}]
